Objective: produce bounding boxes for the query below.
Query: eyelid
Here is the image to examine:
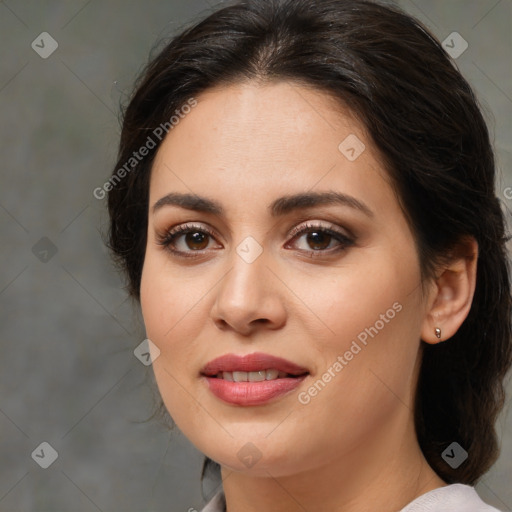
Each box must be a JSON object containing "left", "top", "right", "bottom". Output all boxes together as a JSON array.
[
  {"left": 159, "top": 221, "right": 354, "bottom": 243},
  {"left": 156, "top": 222, "right": 219, "bottom": 247},
  {"left": 286, "top": 220, "right": 352, "bottom": 241},
  {"left": 165, "top": 222, "right": 216, "bottom": 237}
]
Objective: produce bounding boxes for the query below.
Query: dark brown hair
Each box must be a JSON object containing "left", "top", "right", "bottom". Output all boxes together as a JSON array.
[{"left": 106, "top": 0, "right": 512, "bottom": 491}]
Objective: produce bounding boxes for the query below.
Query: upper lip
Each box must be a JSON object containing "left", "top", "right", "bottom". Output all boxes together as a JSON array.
[{"left": 201, "top": 352, "right": 309, "bottom": 376}]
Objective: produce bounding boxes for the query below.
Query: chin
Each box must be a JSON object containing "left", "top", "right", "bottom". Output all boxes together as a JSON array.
[{"left": 199, "top": 437, "right": 311, "bottom": 478}]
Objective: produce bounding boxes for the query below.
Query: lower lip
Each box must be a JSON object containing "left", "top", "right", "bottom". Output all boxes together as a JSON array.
[{"left": 202, "top": 375, "right": 308, "bottom": 406}]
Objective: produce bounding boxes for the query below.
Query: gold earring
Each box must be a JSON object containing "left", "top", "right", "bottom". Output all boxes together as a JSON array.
[{"left": 435, "top": 327, "right": 441, "bottom": 339}]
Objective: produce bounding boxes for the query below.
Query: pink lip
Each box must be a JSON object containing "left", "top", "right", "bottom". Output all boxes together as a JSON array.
[
  {"left": 200, "top": 352, "right": 310, "bottom": 406},
  {"left": 201, "top": 352, "right": 309, "bottom": 376},
  {"left": 202, "top": 375, "right": 308, "bottom": 406}
]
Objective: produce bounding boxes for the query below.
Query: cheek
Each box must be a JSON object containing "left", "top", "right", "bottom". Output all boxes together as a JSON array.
[
  {"left": 139, "top": 252, "right": 214, "bottom": 418},
  {"left": 139, "top": 260, "right": 193, "bottom": 429},
  {"left": 140, "top": 260, "right": 170, "bottom": 344},
  {"left": 301, "top": 256, "right": 416, "bottom": 351},
  {"left": 295, "top": 252, "right": 423, "bottom": 412},
  {"left": 140, "top": 255, "right": 186, "bottom": 383},
  {"left": 140, "top": 252, "right": 204, "bottom": 343}
]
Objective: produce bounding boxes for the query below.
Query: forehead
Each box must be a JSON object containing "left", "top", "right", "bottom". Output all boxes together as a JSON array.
[{"left": 148, "top": 81, "right": 397, "bottom": 221}]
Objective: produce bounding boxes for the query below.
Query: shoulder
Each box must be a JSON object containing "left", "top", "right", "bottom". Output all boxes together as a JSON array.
[
  {"left": 199, "top": 489, "right": 226, "bottom": 512},
  {"left": 400, "top": 483, "right": 503, "bottom": 512}
]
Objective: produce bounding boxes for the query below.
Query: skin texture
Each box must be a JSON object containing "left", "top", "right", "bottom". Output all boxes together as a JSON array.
[{"left": 140, "top": 81, "right": 478, "bottom": 512}]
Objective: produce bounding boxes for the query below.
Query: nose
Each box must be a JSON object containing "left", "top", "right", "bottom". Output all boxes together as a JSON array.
[{"left": 210, "top": 245, "right": 287, "bottom": 336}]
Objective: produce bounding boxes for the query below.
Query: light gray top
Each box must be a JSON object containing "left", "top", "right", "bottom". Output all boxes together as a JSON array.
[{"left": 200, "top": 483, "right": 503, "bottom": 512}]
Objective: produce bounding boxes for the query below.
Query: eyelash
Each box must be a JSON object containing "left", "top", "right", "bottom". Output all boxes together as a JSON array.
[{"left": 155, "top": 221, "right": 355, "bottom": 259}]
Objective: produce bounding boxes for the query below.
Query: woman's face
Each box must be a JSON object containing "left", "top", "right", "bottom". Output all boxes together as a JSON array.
[{"left": 140, "top": 81, "right": 430, "bottom": 477}]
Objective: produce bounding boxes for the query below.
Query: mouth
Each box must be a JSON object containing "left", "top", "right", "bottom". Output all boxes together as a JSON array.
[{"left": 200, "top": 352, "right": 309, "bottom": 406}]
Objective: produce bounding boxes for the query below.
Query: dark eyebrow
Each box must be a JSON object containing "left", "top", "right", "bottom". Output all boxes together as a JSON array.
[{"left": 152, "top": 191, "right": 374, "bottom": 218}]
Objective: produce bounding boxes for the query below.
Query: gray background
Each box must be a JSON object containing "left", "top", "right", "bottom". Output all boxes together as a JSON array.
[{"left": 0, "top": 1, "right": 511, "bottom": 511}]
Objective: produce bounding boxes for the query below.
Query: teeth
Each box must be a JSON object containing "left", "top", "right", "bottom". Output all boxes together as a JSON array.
[
  {"left": 216, "top": 369, "right": 289, "bottom": 381},
  {"left": 249, "top": 370, "right": 266, "bottom": 382},
  {"left": 266, "top": 369, "right": 279, "bottom": 380},
  {"left": 233, "top": 371, "right": 248, "bottom": 382}
]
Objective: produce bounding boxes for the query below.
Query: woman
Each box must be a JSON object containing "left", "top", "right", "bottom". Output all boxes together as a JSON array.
[{"left": 106, "top": 0, "right": 512, "bottom": 510}]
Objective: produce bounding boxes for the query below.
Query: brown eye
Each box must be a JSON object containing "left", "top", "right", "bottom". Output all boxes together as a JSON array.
[
  {"left": 286, "top": 222, "right": 354, "bottom": 256},
  {"left": 303, "top": 230, "right": 334, "bottom": 251},
  {"left": 156, "top": 223, "right": 219, "bottom": 258},
  {"left": 182, "top": 231, "right": 210, "bottom": 250}
]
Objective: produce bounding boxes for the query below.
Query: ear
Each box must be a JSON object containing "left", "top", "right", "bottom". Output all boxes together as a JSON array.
[{"left": 421, "top": 236, "right": 478, "bottom": 344}]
